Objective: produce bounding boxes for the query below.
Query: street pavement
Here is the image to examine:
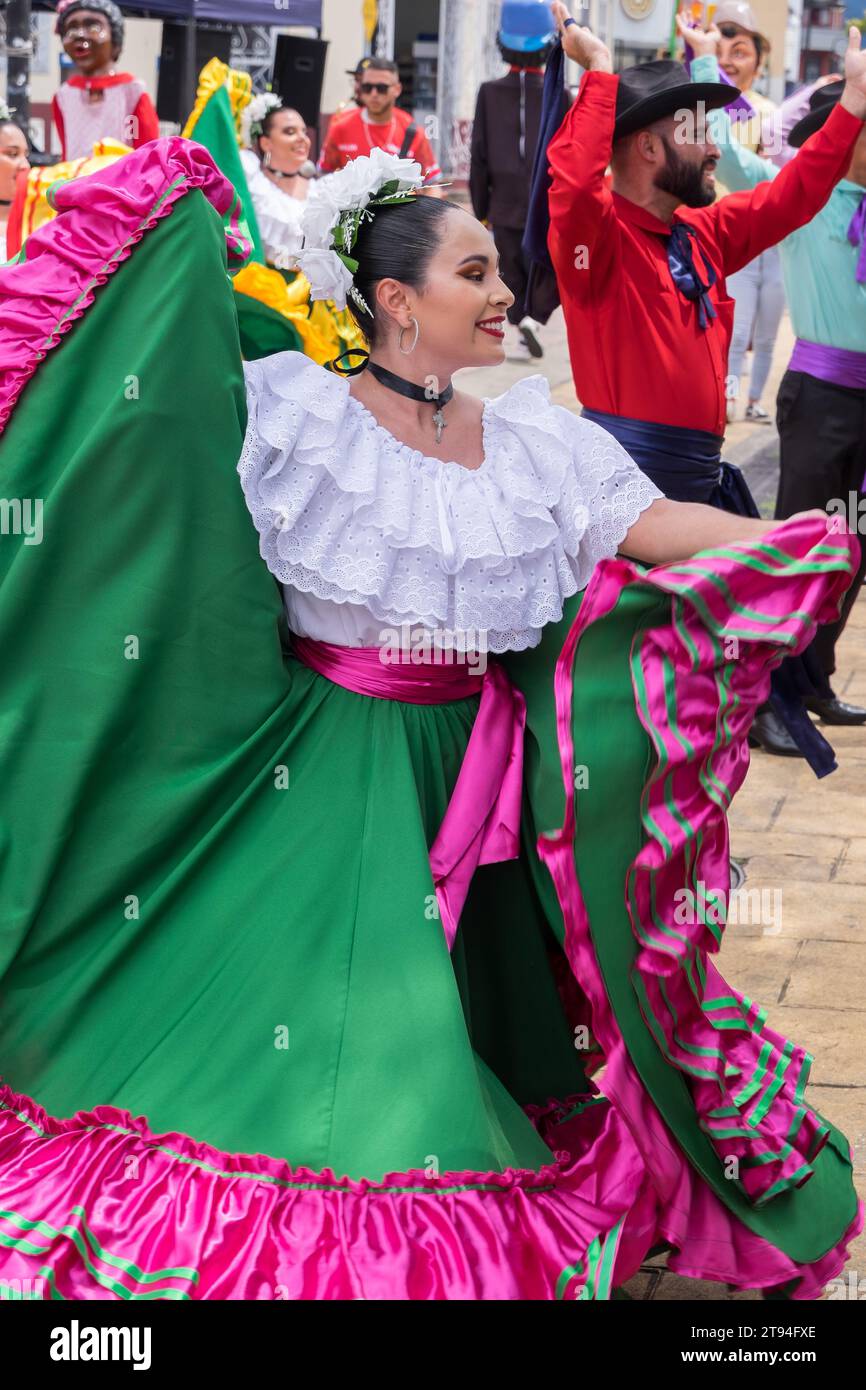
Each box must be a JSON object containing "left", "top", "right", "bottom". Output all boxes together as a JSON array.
[{"left": 460, "top": 311, "right": 865, "bottom": 1301}]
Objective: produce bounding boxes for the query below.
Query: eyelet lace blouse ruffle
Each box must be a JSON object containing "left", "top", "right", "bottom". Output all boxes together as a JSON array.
[{"left": 238, "top": 352, "right": 663, "bottom": 652}]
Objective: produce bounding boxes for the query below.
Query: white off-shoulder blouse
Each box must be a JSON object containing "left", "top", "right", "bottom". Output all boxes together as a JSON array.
[
  {"left": 238, "top": 353, "right": 663, "bottom": 653},
  {"left": 239, "top": 148, "right": 310, "bottom": 267}
]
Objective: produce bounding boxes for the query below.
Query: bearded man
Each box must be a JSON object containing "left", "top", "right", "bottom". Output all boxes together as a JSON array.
[{"left": 544, "top": 5, "right": 866, "bottom": 766}]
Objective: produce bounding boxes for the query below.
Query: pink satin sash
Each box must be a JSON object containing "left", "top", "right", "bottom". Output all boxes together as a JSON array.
[{"left": 293, "top": 637, "right": 526, "bottom": 950}]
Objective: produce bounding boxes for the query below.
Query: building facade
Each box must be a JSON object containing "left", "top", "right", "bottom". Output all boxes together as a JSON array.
[
  {"left": 368, "top": 0, "right": 821, "bottom": 181},
  {"left": 798, "top": 2, "right": 849, "bottom": 81}
]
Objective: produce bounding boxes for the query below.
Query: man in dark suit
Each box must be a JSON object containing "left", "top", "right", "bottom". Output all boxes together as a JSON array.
[{"left": 470, "top": 0, "right": 567, "bottom": 362}]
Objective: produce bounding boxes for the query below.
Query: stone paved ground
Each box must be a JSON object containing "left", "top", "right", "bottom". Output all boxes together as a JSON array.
[{"left": 461, "top": 312, "right": 865, "bottom": 1301}]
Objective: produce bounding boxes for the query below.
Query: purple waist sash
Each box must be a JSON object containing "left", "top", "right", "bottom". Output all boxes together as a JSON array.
[
  {"left": 293, "top": 637, "right": 526, "bottom": 951},
  {"left": 789, "top": 338, "right": 866, "bottom": 391}
]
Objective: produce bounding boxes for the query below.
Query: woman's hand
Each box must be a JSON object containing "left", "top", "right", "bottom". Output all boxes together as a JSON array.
[{"left": 619, "top": 498, "right": 829, "bottom": 566}]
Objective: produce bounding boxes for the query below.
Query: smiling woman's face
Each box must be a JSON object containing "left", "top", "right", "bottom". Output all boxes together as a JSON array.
[
  {"left": 259, "top": 109, "right": 311, "bottom": 172},
  {"left": 0, "top": 124, "right": 29, "bottom": 203},
  {"left": 387, "top": 209, "right": 514, "bottom": 370}
]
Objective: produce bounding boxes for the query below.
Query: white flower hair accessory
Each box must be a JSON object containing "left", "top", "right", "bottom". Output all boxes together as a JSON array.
[
  {"left": 241, "top": 92, "right": 283, "bottom": 147},
  {"left": 297, "top": 147, "right": 425, "bottom": 314}
]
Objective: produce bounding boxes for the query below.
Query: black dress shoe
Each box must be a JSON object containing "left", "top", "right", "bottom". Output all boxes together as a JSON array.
[
  {"left": 804, "top": 695, "right": 866, "bottom": 726},
  {"left": 747, "top": 708, "right": 804, "bottom": 757}
]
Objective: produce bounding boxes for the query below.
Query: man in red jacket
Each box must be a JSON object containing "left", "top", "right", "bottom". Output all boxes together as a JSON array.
[
  {"left": 545, "top": 5, "right": 866, "bottom": 759},
  {"left": 318, "top": 59, "right": 442, "bottom": 185}
]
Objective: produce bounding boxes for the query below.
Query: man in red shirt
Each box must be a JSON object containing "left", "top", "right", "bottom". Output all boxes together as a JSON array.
[
  {"left": 548, "top": 12, "right": 866, "bottom": 450},
  {"left": 544, "top": 8, "right": 866, "bottom": 762},
  {"left": 318, "top": 59, "right": 442, "bottom": 185}
]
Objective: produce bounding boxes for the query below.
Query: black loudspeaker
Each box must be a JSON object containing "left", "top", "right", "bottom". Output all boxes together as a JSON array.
[
  {"left": 272, "top": 35, "right": 329, "bottom": 130},
  {"left": 157, "top": 23, "right": 233, "bottom": 126}
]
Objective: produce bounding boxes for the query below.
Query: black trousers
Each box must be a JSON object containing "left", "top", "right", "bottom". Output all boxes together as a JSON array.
[
  {"left": 491, "top": 224, "right": 559, "bottom": 327},
  {"left": 775, "top": 369, "right": 866, "bottom": 688}
]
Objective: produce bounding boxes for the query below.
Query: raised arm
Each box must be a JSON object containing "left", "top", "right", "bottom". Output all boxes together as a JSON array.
[
  {"left": 547, "top": 6, "right": 620, "bottom": 290},
  {"left": 689, "top": 27, "right": 866, "bottom": 276}
]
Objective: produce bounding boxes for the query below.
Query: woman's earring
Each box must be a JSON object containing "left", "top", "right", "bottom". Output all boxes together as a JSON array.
[
  {"left": 263, "top": 150, "right": 272, "bottom": 168},
  {"left": 398, "top": 317, "right": 420, "bottom": 355}
]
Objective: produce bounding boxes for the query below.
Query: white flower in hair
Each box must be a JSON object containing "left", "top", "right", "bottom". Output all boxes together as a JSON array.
[
  {"left": 297, "top": 248, "right": 355, "bottom": 308},
  {"left": 241, "top": 92, "right": 283, "bottom": 147},
  {"left": 297, "top": 149, "right": 424, "bottom": 312}
]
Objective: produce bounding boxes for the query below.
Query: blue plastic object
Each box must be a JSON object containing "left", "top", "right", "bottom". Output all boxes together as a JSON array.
[{"left": 499, "top": 0, "right": 557, "bottom": 51}]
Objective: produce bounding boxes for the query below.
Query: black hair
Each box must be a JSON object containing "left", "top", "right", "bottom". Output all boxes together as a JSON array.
[
  {"left": 497, "top": 40, "right": 554, "bottom": 68},
  {"left": 258, "top": 102, "right": 306, "bottom": 143},
  {"left": 348, "top": 196, "right": 461, "bottom": 346},
  {"left": 359, "top": 59, "right": 400, "bottom": 79},
  {"left": 0, "top": 117, "right": 28, "bottom": 145}
]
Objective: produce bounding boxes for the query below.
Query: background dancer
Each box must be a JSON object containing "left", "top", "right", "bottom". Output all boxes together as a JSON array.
[
  {"left": 0, "top": 105, "right": 29, "bottom": 261},
  {"left": 239, "top": 95, "right": 316, "bottom": 268},
  {"left": 685, "top": 2, "right": 785, "bottom": 425},
  {"left": 685, "top": 64, "right": 866, "bottom": 727},
  {"left": 542, "top": 4, "right": 866, "bottom": 766},
  {"left": 318, "top": 57, "right": 442, "bottom": 187},
  {"left": 470, "top": 0, "right": 567, "bottom": 362}
]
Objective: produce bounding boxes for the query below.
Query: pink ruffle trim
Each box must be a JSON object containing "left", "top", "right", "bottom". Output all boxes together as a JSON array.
[
  {"left": 0, "top": 1081, "right": 658, "bottom": 1300},
  {"left": 0, "top": 1052, "right": 860, "bottom": 1301},
  {"left": 0, "top": 137, "right": 248, "bottom": 436}
]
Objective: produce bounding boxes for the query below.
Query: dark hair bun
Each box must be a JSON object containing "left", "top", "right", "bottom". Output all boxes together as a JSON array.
[{"left": 348, "top": 196, "right": 458, "bottom": 346}]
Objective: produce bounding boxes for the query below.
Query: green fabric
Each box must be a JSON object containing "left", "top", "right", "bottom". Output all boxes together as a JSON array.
[
  {"left": 235, "top": 290, "right": 305, "bottom": 361},
  {"left": 0, "top": 188, "right": 575, "bottom": 1180},
  {"left": 187, "top": 84, "right": 264, "bottom": 265}
]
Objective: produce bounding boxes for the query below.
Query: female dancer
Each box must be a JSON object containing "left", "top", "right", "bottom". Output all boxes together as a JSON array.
[
  {"left": 0, "top": 141, "right": 859, "bottom": 1300},
  {"left": 230, "top": 90, "right": 365, "bottom": 364},
  {"left": 239, "top": 94, "right": 317, "bottom": 269},
  {"left": 0, "top": 107, "right": 29, "bottom": 261}
]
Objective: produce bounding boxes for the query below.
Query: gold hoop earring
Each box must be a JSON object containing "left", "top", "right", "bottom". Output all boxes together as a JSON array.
[{"left": 398, "top": 317, "right": 420, "bottom": 355}]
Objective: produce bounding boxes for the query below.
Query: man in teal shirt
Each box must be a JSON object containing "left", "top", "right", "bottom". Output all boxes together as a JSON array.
[{"left": 690, "top": 44, "right": 866, "bottom": 727}]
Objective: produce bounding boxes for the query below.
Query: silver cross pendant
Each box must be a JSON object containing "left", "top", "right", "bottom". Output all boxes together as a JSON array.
[{"left": 433, "top": 406, "right": 447, "bottom": 445}]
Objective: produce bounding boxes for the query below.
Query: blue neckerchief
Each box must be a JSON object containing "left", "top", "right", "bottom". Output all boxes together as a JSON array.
[{"left": 667, "top": 222, "right": 717, "bottom": 329}]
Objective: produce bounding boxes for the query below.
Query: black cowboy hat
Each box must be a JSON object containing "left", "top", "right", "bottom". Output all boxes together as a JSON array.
[
  {"left": 614, "top": 59, "right": 736, "bottom": 140},
  {"left": 788, "top": 79, "right": 844, "bottom": 148}
]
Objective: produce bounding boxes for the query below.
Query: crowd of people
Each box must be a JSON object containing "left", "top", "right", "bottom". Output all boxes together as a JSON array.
[{"left": 0, "top": 0, "right": 863, "bottom": 1305}]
